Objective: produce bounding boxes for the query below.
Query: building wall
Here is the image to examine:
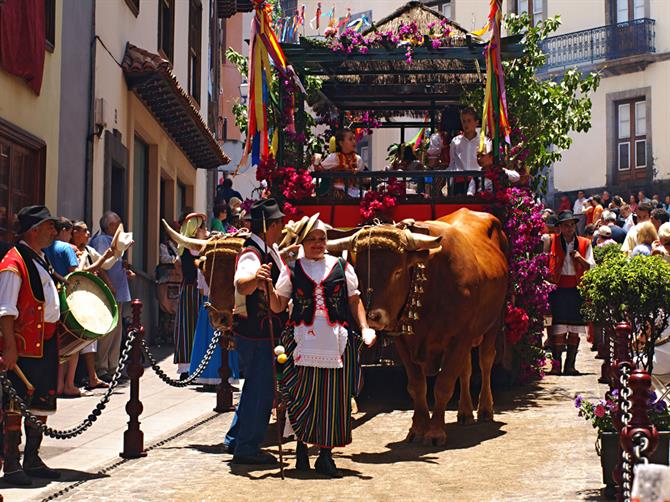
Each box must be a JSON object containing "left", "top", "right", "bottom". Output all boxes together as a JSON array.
[
  {"left": 57, "top": 0, "right": 94, "bottom": 221},
  {"left": 0, "top": 3, "right": 63, "bottom": 212}
]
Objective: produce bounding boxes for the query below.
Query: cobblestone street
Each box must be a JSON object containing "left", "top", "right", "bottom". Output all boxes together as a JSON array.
[{"left": 13, "top": 336, "right": 611, "bottom": 502}]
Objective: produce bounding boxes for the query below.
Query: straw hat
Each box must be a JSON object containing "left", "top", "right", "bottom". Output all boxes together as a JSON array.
[{"left": 279, "top": 213, "right": 321, "bottom": 249}]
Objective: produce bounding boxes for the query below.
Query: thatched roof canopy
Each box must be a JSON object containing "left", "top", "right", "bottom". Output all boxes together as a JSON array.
[{"left": 282, "top": 1, "right": 523, "bottom": 123}]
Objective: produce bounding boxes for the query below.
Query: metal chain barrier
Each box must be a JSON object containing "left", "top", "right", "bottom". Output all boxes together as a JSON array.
[
  {"left": 141, "top": 328, "right": 223, "bottom": 387},
  {"left": 0, "top": 329, "right": 138, "bottom": 440},
  {"left": 619, "top": 364, "right": 633, "bottom": 501}
]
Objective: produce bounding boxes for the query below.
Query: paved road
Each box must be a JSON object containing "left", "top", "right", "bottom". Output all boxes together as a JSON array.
[{"left": 9, "top": 336, "right": 609, "bottom": 502}]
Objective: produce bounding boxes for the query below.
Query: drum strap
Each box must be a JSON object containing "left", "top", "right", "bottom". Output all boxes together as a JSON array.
[{"left": 14, "top": 244, "right": 52, "bottom": 302}]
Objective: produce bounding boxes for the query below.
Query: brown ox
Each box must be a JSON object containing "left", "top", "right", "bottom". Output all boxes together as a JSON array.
[
  {"left": 328, "top": 209, "right": 508, "bottom": 445},
  {"left": 162, "top": 220, "right": 247, "bottom": 330}
]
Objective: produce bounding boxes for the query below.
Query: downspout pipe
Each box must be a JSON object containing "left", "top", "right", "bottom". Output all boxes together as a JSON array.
[{"left": 84, "top": 1, "right": 96, "bottom": 226}]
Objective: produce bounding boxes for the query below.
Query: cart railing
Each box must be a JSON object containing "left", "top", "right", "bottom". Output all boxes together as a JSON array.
[{"left": 304, "top": 169, "right": 490, "bottom": 205}]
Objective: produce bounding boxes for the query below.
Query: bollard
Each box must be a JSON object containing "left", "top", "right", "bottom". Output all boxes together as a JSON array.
[
  {"left": 120, "top": 299, "right": 147, "bottom": 459},
  {"left": 214, "top": 333, "right": 235, "bottom": 413},
  {"left": 610, "top": 321, "right": 633, "bottom": 501},
  {"left": 598, "top": 326, "right": 612, "bottom": 385}
]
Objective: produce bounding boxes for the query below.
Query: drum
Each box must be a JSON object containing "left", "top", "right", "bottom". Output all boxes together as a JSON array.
[{"left": 58, "top": 271, "right": 119, "bottom": 361}]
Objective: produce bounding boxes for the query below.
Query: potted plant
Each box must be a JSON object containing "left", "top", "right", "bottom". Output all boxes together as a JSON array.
[{"left": 575, "top": 392, "right": 670, "bottom": 498}]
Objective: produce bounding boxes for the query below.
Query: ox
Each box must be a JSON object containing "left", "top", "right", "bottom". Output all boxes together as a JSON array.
[
  {"left": 162, "top": 220, "right": 246, "bottom": 330},
  {"left": 328, "top": 209, "right": 508, "bottom": 446}
]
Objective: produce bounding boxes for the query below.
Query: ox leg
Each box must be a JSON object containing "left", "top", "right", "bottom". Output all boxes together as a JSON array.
[
  {"left": 425, "top": 344, "right": 471, "bottom": 446},
  {"left": 456, "top": 351, "right": 475, "bottom": 425},
  {"left": 477, "top": 329, "right": 497, "bottom": 422},
  {"left": 395, "top": 338, "right": 430, "bottom": 442}
]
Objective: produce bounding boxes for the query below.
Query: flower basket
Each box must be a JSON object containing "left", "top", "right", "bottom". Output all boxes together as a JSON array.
[{"left": 597, "top": 431, "right": 670, "bottom": 499}]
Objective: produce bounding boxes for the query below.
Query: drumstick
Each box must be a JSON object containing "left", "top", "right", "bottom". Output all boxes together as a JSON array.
[{"left": 12, "top": 364, "right": 35, "bottom": 394}]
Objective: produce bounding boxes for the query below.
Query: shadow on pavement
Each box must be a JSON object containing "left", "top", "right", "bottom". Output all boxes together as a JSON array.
[{"left": 0, "top": 468, "right": 110, "bottom": 490}]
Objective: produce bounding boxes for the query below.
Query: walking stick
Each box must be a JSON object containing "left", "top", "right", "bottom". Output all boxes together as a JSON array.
[{"left": 262, "top": 215, "right": 285, "bottom": 480}]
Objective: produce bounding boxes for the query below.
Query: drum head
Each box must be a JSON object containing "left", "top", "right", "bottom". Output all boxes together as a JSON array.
[{"left": 60, "top": 272, "right": 119, "bottom": 338}]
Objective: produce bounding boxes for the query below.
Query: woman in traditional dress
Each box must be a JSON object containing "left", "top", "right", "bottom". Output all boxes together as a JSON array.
[
  {"left": 173, "top": 213, "right": 206, "bottom": 378},
  {"left": 267, "top": 218, "right": 376, "bottom": 478}
]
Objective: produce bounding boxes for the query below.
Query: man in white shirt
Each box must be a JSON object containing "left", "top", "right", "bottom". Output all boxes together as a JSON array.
[
  {"left": 224, "top": 199, "right": 288, "bottom": 466},
  {"left": 448, "top": 107, "right": 491, "bottom": 195},
  {"left": 0, "top": 205, "right": 62, "bottom": 485},
  {"left": 573, "top": 190, "right": 587, "bottom": 235}
]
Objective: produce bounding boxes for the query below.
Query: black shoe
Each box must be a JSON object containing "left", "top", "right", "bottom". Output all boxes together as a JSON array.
[
  {"left": 3, "top": 469, "right": 33, "bottom": 486},
  {"left": 295, "top": 442, "right": 310, "bottom": 471},
  {"left": 179, "top": 372, "right": 189, "bottom": 381},
  {"left": 231, "top": 451, "right": 277, "bottom": 465},
  {"left": 315, "top": 452, "right": 343, "bottom": 478},
  {"left": 223, "top": 443, "right": 235, "bottom": 454}
]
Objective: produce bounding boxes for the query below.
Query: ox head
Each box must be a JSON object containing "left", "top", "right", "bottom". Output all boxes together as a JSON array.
[
  {"left": 200, "top": 235, "right": 247, "bottom": 330},
  {"left": 328, "top": 225, "right": 441, "bottom": 333}
]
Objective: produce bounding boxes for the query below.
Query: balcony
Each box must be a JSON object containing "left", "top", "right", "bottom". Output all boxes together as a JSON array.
[{"left": 541, "top": 18, "right": 655, "bottom": 74}]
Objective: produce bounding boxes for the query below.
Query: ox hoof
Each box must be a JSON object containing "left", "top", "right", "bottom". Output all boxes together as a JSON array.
[
  {"left": 457, "top": 413, "right": 476, "bottom": 426},
  {"left": 477, "top": 410, "right": 494, "bottom": 423},
  {"left": 422, "top": 431, "right": 447, "bottom": 447}
]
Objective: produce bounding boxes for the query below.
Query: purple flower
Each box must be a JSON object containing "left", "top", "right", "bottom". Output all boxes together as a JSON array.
[{"left": 574, "top": 395, "right": 583, "bottom": 408}]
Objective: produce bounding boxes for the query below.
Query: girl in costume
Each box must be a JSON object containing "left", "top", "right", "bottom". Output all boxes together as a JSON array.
[
  {"left": 173, "top": 213, "right": 206, "bottom": 378},
  {"left": 313, "top": 128, "right": 366, "bottom": 198},
  {"left": 267, "top": 218, "right": 376, "bottom": 478}
]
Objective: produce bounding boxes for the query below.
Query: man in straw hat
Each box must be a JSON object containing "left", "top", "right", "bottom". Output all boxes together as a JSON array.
[
  {"left": 0, "top": 205, "right": 63, "bottom": 485},
  {"left": 224, "top": 198, "right": 289, "bottom": 465},
  {"left": 547, "top": 210, "right": 595, "bottom": 376}
]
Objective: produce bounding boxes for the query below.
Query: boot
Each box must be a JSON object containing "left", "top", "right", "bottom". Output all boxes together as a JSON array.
[
  {"left": 295, "top": 441, "right": 310, "bottom": 471},
  {"left": 3, "top": 415, "right": 31, "bottom": 486},
  {"left": 548, "top": 345, "right": 564, "bottom": 376},
  {"left": 23, "top": 422, "right": 60, "bottom": 479},
  {"left": 315, "top": 448, "right": 343, "bottom": 478},
  {"left": 563, "top": 345, "right": 581, "bottom": 376}
]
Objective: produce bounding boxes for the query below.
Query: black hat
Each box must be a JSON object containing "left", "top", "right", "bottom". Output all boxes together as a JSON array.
[
  {"left": 557, "top": 210, "right": 579, "bottom": 224},
  {"left": 243, "top": 198, "right": 285, "bottom": 222},
  {"left": 545, "top": 214, "right": 559, "bottom": 227},
  {"left": 16, "top": 205, "right": 58, "bottom": 234}
]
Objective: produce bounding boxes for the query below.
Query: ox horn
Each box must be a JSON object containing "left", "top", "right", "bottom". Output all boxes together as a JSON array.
[
  {"left": 326, "top": 234, "right": 356, "bottom": 253},
  {"left": 161, "top": 219, "right": 210, "bottom": 252},
  {"left": 402, "top": 229, "right": 442, "bottom": 251}
]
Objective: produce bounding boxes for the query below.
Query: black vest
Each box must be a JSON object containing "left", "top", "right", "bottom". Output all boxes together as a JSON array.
[
  {"left": 289, "top": 257, "right": 350, "bottom": 326},
  {"left": 236, "top": 237, "right": 287, "bottom": 340},
  {"left": 181, "top": 248, "right": 198, "bottom": 286}
]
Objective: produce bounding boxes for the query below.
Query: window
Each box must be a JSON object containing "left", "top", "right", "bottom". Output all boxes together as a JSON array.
[
  {"left": 158, "top": 0, "right": 175, "bottom": 62},
  {"left": 280, "top": 0, "right": 297, "bottom": 16},
  {"left": 188, "top": 0, "right": 202, "bottom": 104},
  {"left": 616, "top": 0, "right": 645, "bottom": 23},
  {"left": 515, "top": 0, "right": 544, "bottom": 26},
  {"left": 176, "top": 181, "right": 186, "bottom": 221},
  {"left": 0, "top": 119, "right": 46, "bottom": 242},
  {"left": 133, "top": 137, "right": 149, "bottom": 271},
  {"left": 616, "top": 98, "right": 647, "bottom": 180},
  {"left": 436, "top": 1, "right": 452, "bottom": 19},
  {"left": 124, "top": 0, "right": 140, "bottom": 17},
  {"left": 44, "top": 0, "right": 55, "bottom": 51}
]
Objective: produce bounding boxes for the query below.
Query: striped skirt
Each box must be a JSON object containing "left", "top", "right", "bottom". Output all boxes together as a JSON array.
[
  {"left": 278, "top": 327, "right": 363, "bottom": 448},
  {"left": 174, "top": 284, "right": 201, "bottom": 367}
]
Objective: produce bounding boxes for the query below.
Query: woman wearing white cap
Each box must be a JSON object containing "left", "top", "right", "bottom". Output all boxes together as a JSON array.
[{"left": 267, "top": 217, "right": 376, "bottom": 478}]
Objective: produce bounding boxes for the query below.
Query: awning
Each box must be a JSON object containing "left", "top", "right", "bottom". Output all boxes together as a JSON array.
[{"left": 122, "top": 43, "right": 230, "bottom": 169}]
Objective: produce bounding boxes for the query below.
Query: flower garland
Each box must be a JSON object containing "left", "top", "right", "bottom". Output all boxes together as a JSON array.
[
  {"left": 326, "top": 20, "right": 465, "bottom": 64},
  {"left": 359, "top": 178, "right": 404, "bottom": 221},
  {"left": 256, "top": 156, "right": 314, "bottom": 217}
]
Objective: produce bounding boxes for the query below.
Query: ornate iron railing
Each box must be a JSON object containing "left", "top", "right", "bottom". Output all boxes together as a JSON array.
[{"left": 541, "top": 18, "right": 655, "bottom": 70}]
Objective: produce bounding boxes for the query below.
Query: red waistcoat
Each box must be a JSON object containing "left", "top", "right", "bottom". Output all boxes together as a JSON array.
[
  {"left": 549, "top": 234, "right": 591, "bottom": 287},
  {"left": 0, "top": 247, "right": 58, "bottom": 358}
]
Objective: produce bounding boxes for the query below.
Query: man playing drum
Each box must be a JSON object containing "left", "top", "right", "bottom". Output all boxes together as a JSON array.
[{"left": 0, "top": 206, "right": 63, "bottom": 485}]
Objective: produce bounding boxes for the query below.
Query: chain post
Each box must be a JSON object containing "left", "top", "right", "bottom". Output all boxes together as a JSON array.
[
  {"left": 597, "top": 325, "right": 612, "bottom": 384},
  {"left": 610, "top": 321, "right": 633, "bottom": 502},
  {"left": 621, "top": 369, "right": 658, "bottom": 466},
  {"left": 121, "top": 299, "right": 147, "bottom": 459},
  {"left": 214, "top": 332, "right": 235, "bottom": 413}
]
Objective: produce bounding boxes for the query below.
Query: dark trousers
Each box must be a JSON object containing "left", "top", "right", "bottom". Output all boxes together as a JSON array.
[{"left": 224, "top": 337, "right": 274, "bottom": 457}]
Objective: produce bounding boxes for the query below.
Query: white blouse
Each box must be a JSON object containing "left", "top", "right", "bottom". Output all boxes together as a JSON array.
[{"left": 275, "top": 254, "right": 360, "bottom": 317}]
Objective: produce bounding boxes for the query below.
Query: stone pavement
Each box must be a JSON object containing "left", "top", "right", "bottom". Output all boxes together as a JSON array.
[
  {"left": 1, "top": 345, "right": 235, "bottom": 502},
  {"left": 3, "top": 335, "right": 614, "bottom": 502}
]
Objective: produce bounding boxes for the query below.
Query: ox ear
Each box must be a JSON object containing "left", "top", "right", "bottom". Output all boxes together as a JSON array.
[{"left": 403, "top": 230, "right": 442, "bottom": 251}]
